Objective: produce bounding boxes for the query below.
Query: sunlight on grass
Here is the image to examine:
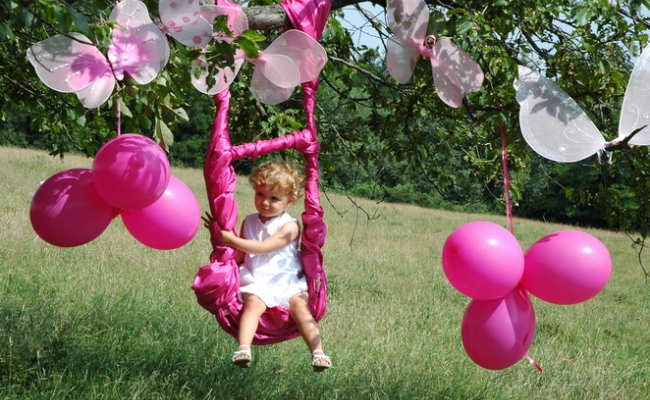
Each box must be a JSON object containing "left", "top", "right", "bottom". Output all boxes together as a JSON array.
[{"left": 1, "top": 146, "right": 650, "bottom": 399}]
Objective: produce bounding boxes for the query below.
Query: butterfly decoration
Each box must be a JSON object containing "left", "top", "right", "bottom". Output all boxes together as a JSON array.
[
  {"left": 27, "top": 0, "right": 169, "bottom": 109},
  {"left": 385, "top": 0, "right": 484, "bottom": 108},
  {"left": 514, "top": 43, "right": 650, "bottom": 163},
  {"left": 189, "top": 5, "right": 328, "bottom": 105},
  {"left": 159, "top": 0, "right": 213, "bottom": 47},
  {"left": 159, "top": 0, "right": 246, "bottom": 47}
]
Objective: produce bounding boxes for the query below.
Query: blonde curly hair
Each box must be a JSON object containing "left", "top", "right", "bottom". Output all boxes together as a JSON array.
[{"left": 249, "top": 161, "right": 304, "bottom": 202}]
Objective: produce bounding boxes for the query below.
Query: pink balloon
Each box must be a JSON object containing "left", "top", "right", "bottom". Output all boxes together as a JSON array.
[
  {"left": 442, "top": 221, "right": 524, "bottom": 300},
  {"left": 30, "top": 168, "right": 116, "bottom": 247},
  {"left": 461, "top": 286, "right": 536, "bottom": 370},
  {"left": 522, "top": 230, "right": 612, "bottom": 305},
  {"left": 121, "top": 176, "right": 201, "bottom": 250},
  {"left": 92, "top": 134, "right": 170, "bottom": 210}
]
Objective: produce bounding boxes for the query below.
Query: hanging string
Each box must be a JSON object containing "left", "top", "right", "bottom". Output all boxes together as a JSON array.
[
  {"left": 116, "top": 83, "right": 122, "bottom": 136},
  {"left": 525, "top": 352, "right": 543, "bottom": 373},
  {"left": 502, "top": 115, "right": 542, "bottom": 373},
  {"left": 500, "top": 120, "right": 514, "bottom": 234}
]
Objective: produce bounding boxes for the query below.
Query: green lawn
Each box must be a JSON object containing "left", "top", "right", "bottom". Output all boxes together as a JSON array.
[{"left": 1, "top": 146, "right": 649, "bottom": 399}]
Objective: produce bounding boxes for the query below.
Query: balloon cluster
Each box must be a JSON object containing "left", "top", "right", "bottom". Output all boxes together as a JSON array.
[
  {"left": 441, "top": 221, "right": 612, "bottom": 370},
  {"left": 30, "top": 134, "right": 201, "bottom": 250}
]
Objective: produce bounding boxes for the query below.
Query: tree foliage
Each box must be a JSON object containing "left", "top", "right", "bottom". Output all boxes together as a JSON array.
[{"left": 3, "top": 0, "right": 650, "bottom": 238}]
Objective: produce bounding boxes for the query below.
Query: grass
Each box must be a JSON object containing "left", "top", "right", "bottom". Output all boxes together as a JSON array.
[{"left": 1, "top": 146, "right": 650, "bottom": 399}]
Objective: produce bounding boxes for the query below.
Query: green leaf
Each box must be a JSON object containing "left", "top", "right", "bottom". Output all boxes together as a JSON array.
[
  {"left": 173, "top": 107, "right": 189, "bottom": 122},
  {"left": 160, "top": 104, "right": 189, "bottom": 122},
  {"left": 235, "top": 37, "right": 259, "bottom": 60},
  {"left": 118, "top": 98, "right": 133, "bottom": 118},
  {"left": 12, "top": 7, "right": 33, "bottom": 29},
  {"left": 0, "top": 22, "right": 13, "bottom": 40},
  {"left": 67, "top": 5, "right": 89, "bottom": 33},
  {"left": 454, "top": 18, "right": 474, "bottom": 35},
  {"left": 52, "top": 5, "right": 69, "bottom": 32},
  {"left": 240, "top": 30, "right": 266, "bottom": 42},
  {"left": 509, "top": 181, "right": 523, "bottom": 202},
  {"left": 576, "top": 7, "right": 591, "bottom": 26},
  {"left": 155, "top": 118, "right": 174, "bottom": 151},
  {"left": 427, "top": 11, "right": 447, "bottom": 36}
]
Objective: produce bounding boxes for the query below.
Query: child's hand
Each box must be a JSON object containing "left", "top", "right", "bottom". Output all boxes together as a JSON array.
[{"left": 220, "top": 230, "right": 236, "bottom": 246}]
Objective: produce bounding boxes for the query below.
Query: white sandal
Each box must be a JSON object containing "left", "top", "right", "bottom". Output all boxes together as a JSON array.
[
  {"left": 232, "top": 345, "right": 252, "bottom": 368},
  {"left": 311, "top": 350, "right": 332, "bottom": 372}
]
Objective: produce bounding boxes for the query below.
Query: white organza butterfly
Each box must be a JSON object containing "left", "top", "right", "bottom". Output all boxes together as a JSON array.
[{"left": 514, "top": 45, "right": 650, "bottom": 163}]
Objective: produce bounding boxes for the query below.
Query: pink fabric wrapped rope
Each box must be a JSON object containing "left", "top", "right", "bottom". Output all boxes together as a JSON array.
[{"left": 192, "top": 0, "right": 330, "bottom": 345}]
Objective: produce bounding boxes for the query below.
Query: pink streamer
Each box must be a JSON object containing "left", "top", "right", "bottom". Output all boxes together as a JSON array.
[
  {"left": 500, "top": 122, "right": 514, "bottom": 234},
  {"left": 525, "top": 352, "right": 543, "bottom": 373},
  {"left": 503, "top": 121, "right": 541, "bottom": 372},
  {"left": 116, "top": 83, "right": 122, "bottom": 136}
]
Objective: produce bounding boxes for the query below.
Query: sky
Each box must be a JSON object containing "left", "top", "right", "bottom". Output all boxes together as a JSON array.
[{"left": 337, "top": 2, "right": 386, "bottom": 50}]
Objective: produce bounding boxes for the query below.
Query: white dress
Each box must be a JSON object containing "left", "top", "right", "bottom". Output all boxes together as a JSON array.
[{"left": 239, "top": 212, "right": 307, "bottom": 308}]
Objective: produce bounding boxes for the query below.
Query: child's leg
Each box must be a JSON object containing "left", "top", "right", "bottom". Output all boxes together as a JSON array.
[
  {"left": 289, "top": 291, "right": 331, "bottom": 371},
  {"left": 288, "top": 291, "right": 322, "bottom": 352},
  {"left": 238, "top": 293, "right": 267, "bottom": 346},
  {"left": 233, "top": 293, "right": 266, "bottom": 366}
]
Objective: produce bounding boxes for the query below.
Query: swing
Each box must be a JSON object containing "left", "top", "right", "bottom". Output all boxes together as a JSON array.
[{"left": 191, "top": 0, "right": 331, "bottom": 345}]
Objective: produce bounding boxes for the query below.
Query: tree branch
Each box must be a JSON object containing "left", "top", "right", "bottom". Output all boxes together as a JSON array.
[
  {"left": 243, "top": 5, "right": 287, "bottom": 31},
  {"left": 329, "top": 56, "right": 404, "bottom": 93},
  {"left": 243, "top": 1, "right": 388, "bottom": 31},
  {"left": 233, "top": 1, "right": 463, "bottom": 33}
]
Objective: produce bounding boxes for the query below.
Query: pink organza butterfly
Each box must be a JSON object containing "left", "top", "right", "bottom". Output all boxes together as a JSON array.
[
  {"left": 159, "top": 0, "right": 225, "bottom": 47},
  {"left": 190, "top": 6, "right": 327, "bottom": 105},
  {"left": 385, "top": 0, "right": 484, "bottom": 108},
  {"left": 27, "top": 0, "right": 169, "bottom": 109}
]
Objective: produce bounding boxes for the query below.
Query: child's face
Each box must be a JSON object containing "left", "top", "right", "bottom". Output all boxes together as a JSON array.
[{"left": 254, "top": 184, "right": 292, "bottom": 222}]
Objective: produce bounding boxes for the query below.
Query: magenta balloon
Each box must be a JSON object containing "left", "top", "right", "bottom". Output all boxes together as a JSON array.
[
  {"left": 92, "top": 134, "right": 171, "bottom": 210},
  {"left": 461, "top": 286, "right": 536, "bottom": 370},
  {"left": 521, "top": 230, "right": 612, "bottom": 305},
  {"left": 442, "top": 221, "right": 524, "bottom": 300},
  {"left": 30, "top": 168, "right": 116, "bottom": 247},
  {"left": 121, "top": 176, "right": 201, "bottom": 250}
]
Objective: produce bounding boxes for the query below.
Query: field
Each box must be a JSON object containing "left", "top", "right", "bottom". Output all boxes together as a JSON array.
[{"left": 1, "top": 146, "right": 649, "bottom": 399}]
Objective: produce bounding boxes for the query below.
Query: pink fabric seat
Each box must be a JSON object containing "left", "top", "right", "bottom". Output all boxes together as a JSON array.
[{"left": 191, "top": 0, "right": 331, "bottom": 345}]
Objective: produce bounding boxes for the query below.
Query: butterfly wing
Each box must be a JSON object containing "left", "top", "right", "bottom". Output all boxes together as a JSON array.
[
  {"left": 618, "top": 43, "right": 650, "bottom": 145},
  {"left": 386, "top": 35, "right": 419, "bottom": 84},
  {"left": 159, "top": 0, "right": 213, "bottom": 47},
  {"left": 385, "top": 0, "right": 428, "bottom": 84},
  {"left": 262, "top": 29, "right": 327, "bottom": 83},
  {"left": 188, "top": 6, "right": 249, "bottom": 95},
  {"left": 250, "top": 53, "right": 301, "bottom": 105},
  {"left": 514, "top": 66, "right": 605, "bottom": 163},
  {"left": 386, "top": 0, "right": 428, "bottom": 48},
  {"left": 201, "top": 5, "right": 249, "bottom": 43},
  {"left": 27, "top": 32, "right": 116, "bottom": 109},
  {"left": 430, "top": 38, "right": 484, "bottom": 108},
  {"left": 75, "top": 74, "right": 118, "bottom": 109},
  {"left": 27, "top": 33, "right": 112, "bottom": 93},
  {"left": 191, "top": 50, "right": 244, "bottom": 95},
  {"left": 109, "top": 0, "right": 170, "bottom": 84}
]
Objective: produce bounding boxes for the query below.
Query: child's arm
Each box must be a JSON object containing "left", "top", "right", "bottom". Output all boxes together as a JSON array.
[
  {"left": 221, "top": 220, "right": 299, "bottom": 256},
  {"left": 227, "top": 221, "right": 246, "bottom": 265}
]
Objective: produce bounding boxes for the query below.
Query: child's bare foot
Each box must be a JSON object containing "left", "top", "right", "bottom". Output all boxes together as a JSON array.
[
  {"left": 311, "top": 350, "right": 332, "bottom": 372},
  {"left": 232, "top": 345, "right": 252, "bottom": 368}
]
